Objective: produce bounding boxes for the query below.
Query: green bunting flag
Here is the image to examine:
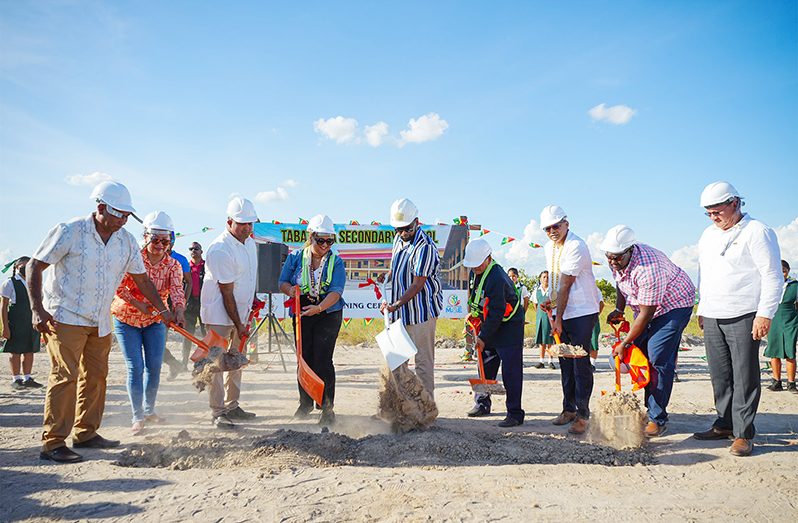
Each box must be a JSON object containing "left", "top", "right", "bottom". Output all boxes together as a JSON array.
[
  {"left": 500, "top": 237, "right": 515, "bottom": 245},
  {"left": 529, "top": 242, "right": 541, "bottom": 248}
]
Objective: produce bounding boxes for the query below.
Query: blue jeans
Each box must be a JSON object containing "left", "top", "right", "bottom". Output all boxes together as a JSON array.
[
  {"left": 113, "top": 319, "right": 166, "bottom": 423},
  {"left": 635, "top": 307, "right": 693, "bottom": 425}
]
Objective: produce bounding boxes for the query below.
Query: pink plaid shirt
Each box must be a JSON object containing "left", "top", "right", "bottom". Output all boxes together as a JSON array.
[{"left": 611, "top": 243, "right": 695, "bottom": 319}]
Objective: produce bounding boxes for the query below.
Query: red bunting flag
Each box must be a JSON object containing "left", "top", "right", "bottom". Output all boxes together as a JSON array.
[
  {"left": 500, "top": 237, "right": 515, "bottom": 245},
  {"left": 271, "top": 220, "right": 282, "bottom": 225},
  {"left": 298, "top": 218, "right": 309, "bottom": 225},
  {"left": 342, "top": 318, "right": 352, "bottom": 328},
  {"left": 480, "top": 229, "right": 491, "bottom": 236},
  {"left": 349, "top": 220, "right": 360, "bottom": 225},
  {"left": 370, "top": 221, "right": 381, "bottom": 226},
  {"left": 529, "top": 242, "right": 542, "bottom": 248},
  {"left": 364, "top": 318, "right": 374, "bottom": 326}
]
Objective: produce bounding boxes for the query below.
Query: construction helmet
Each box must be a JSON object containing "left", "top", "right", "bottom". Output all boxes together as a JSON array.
[
  {"left": 307, "top": 214, "right": 335, "bottom": 235},
  {"left": 90, "top": 181, "right": 136, "bottom": 213},
  {"left": 226, "top": 197, "right": 258, "bottom": 223},
  {"left": 700, "top": 181, "right": 741, "bottom": 207},
  {"left": 599, "top": 225, "right": 637, "bottom": 254},
  {"left": 389, "top": 198, "right": 418, "bottom": 227},
  {"left": 463, "top": 238, "right": 492, "bottom": 268},
  {"left": 142, "top": 211, "right": 175, "bottom": 232},
  {"left": 540, "top": 205, "right": 567, "bottom": 229}
]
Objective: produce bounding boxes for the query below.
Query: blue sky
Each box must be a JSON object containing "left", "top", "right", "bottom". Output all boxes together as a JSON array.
[{"left": 1, "top": 1, "right": 796, "bottom": 279}]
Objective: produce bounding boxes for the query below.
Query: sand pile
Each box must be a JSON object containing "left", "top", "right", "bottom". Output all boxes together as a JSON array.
[
  {"left": 191, "top": 347, "right": 249, "bottom": 392},
  {"left": 590, "top": 391, "right": 646, "bottom": 449},
  {"left": 114, "top": 427, "right": 655, "bottom": 471},
  {"left": 377, "top": 365, "right": 438, "bottom": 433},
  {"left": 545, "top": 343, "right": 588, "bottom": 358}
]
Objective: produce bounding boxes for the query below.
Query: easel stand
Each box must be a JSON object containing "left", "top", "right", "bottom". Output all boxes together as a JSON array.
[{"left": 250, "top": 293, "right": 289, "bottom": 371}]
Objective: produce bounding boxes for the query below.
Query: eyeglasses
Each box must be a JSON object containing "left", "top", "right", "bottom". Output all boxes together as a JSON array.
[
  {"left": 543, "top": 221, "right": 564, "bottom": 233},
  {"left": 704, "top": 199, "right": 734, "bottom": 217},
  {"left": 314, "top": 237, "right": 335, "bottom": 246},
  {"left": 605, "top": 248, "right": 632, "bottom": 262},
  {"left": 189, "top": 247, "right": 202, "bottom": 251},
  {"left": 105, "top": 205, "right": 130, "bottom": 219},
  {"left": 149, "top": 237, "right": 171, "bottom": 246},
  {"left": 395, "top": 224, "right": 414, "bottom": 234}
]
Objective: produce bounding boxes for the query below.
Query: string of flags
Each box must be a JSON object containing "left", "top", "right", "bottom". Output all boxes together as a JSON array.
[{"left": 174, "top": 226, "right": 214, "bottom": 239}]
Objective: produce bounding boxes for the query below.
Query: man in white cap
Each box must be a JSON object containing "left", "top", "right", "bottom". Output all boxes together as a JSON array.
[
  {"left": 601, "top": 225, "right": 696, "bottom": 437},
  {"left": 378, "top": 198, "right": 443, "bottom": 398},
  {"left": 200, "top": 196, "right": 259, "bottom": 429},
  {"left": 540, "top": 205, "right": 601, "bottom": 435},
  {"left": 27, "top": 181, "right": 174, "bottom": 463},
  {"left": 463, "top": 239, "right": 525, "bottom": 427},
  {"left": 693, "top": 182, "right": 782, "bottom": 456}
]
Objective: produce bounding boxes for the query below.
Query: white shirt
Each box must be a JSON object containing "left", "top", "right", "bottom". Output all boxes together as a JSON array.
[
  {"left": 531, "top": 285, "right": 550, "bottom": 305},
  {"left": 544, "top": 230, "right": 601, "bottom": 320},
  {"left": 697, "top": 213, "right": 783, "bottom": 319},
  {"left": 32, "top": 214, "right": 146, "bottom": 337},
  {"left": 517, "top": 284, "right": 531, "bottom": 301},
  {"left": 0, "top": 274, "right": 27, "bottom": 304},
  {"left": 200, "top": 229, "right": 258, "bottom": 326}
]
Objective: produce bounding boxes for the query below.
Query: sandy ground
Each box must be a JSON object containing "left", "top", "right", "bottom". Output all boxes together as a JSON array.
[{"left": 1, "top": 334, "right": 797, "bottom": 522}]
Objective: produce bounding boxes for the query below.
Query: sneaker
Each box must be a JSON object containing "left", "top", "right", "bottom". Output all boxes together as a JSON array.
[
  {"left": 548, "top": 362, "right": 556, "bottom": 370},
  {"left": 466, "top": 404, "right": 490, "bottom": 417},
  {"left": 766, "top": 379, "right": 783, "bottom": 391},
  {"left": 11, "top": 378, "right": 25, "bottom": 391},
  {"left": 787, "top": 382, "right": 798, "bottom": 394},
  {"left": 22, "top": 377, "right": 44, "bottom": 388},
  {"left": 212, "top": 415, "right": 235, "bottom": 429},
  {"left": 226, "top": 406, "right": 256, "bottom": 420},
  {"left": 460, "top": 350, "right": 474, "bottom": 362},
  {"left": 534, "top": 362, "right": 545, "bottom": 369}
]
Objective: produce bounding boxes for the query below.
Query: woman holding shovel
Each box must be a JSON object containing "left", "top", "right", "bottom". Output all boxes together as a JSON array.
[
  {"left": 111, "top": 211, "right": 185, "bottom": 435},
  {"left": 279, "top": 214, "right": 346, "bottom": 426}
]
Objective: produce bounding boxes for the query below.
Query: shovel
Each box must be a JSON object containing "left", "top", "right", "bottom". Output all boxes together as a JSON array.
[
  {"left": 145, "top": 306, "right": 229, "bottom": 362},
  {"left": 465, "top": 316, "right": 506, "bottom": 395},
  {"left": 375, "top": 307, "right": 418, "bottom": 372},
  {"left": 294, "top": 286, "right": 326, "bottom": 406},
  {"left": 544, "top": 309, "right": 587, "bottom": 358}
]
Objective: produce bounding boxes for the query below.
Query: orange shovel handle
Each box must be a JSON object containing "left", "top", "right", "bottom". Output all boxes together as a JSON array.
[{"left": 545, "top": 309, "right": 564, "bottom": 345}]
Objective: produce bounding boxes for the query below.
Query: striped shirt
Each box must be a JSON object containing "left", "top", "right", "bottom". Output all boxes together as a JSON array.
[
  {"left": 390, "top": 228, "right": 443, "bottom": 325},
  {"left": 611, "top": 243, "right": 695, "bottom": 319}
]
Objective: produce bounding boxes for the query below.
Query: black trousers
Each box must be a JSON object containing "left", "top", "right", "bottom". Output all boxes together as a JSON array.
[
  {"left": 559, "top": 313, "right": 598, "bottom": 419},
  {"left": 182, "top": 296, "right": 205, "bottom": 364},
  {"left": 474, "top": 335, "right": 525, "bottom": 422},
  {"left": 292, "top": 308, "right": 343, "bottom": 410}
]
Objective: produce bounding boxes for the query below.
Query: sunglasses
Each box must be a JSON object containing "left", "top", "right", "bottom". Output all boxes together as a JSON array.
[
  {"left": 314, "top": 237, "right": 335, "bottom": 246},
  {"left": 605, "top": 248, "right": 632, "bottom": 262},
  {"left": 189, "top": 246, "right": 202, "bottom": 251},
  {"left": 395, "top": 224, "right": 415, "bottom": 234},
  {"left": 704, "top": 199, "right": 734, "bottom": 218},
  {"left": 105, "top": 205, "right": 130, "bottom": 219},
  {"left": 149, "top": 237, "right": 171, "bottom": 246},
  {"left": 543, "top": 221, "right": 564, "bottom": 233}
]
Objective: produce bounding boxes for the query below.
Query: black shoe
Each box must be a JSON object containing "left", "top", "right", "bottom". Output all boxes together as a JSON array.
[
  {"left": 767, "top": 379, "right": 783, "bottom": 391},
  {"left": 548, "top": 362, "right": 556, "bottom": 370},
  {"left": 226, "top": 406, "right": 256, "bottom": 420},
  {"left": 212, "top": 415, "right": 236, "bottom": 429},
  {"left": 11, "top": 378, "right": 25, "bottom": 390},
  {"left": 497, "top": 417, "right": 523, "bottom": 428},
  {"left": 23, "top": 377, "right": 44, "bottom": 388},
  {"left": 293, "top": 406, "right": 313, "bottom": 419},
  {"left": 787, "top": 382, "right": 798, "bottom": 394},
  {"left": 591, "top": 364, "right": 596, "bottom": 372},
  {"left": 319, "top": 410, "right": 336, "bottom": 426},
  {"left": 40, "top": 446, "right": 83, "bottom": 463},
  {"left": 674, "top": 372, "right": 681, "bottom": 383},
  {"left": 534, "top": 362, "right": 545, "bottom": 369},
  {"left": 73, "top": 435, "right": 120, "bottom": 449},
  {"left": 467, "top": 405, "right": 490, "bottom": 417}
]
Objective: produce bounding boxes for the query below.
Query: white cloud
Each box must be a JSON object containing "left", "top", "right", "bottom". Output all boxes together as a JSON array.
[
  {"left": 364, "top": 122, "right": 390, "bottom": 147},
  {"left": 775, "top": 217, "right": 798, "bottom": 268},
  {"left": 588, "top": 103, "right": 636, "bottom": 125},
  {"left": 0, "top": 248, "right": 13, "bottom": 268},
  {"left": 313, "top": 116, "right": 358, "bottom": 144},
  {"left": 65, "top": 171, "right": 112, "bottom": 186},
  {"left": 399, "top": 112, "right": 449, "bottom": 145},
  {"left": 254, "top": 179, "right": 298, "bottom": 204},
  {"left": 671, "top": 243, "right": 700, "bottom": 273}
]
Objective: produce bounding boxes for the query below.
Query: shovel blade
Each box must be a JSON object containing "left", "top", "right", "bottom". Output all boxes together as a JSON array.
[
  {"left": 297, "top": 357, "right": 325, "bottom": 406},
  {"left": 376, "top": 319, "right": 418, "bottom": 371}
]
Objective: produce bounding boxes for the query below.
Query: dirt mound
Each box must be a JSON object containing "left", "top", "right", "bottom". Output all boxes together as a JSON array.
[
  {"left": 114, "top": 427, "right": 655, "bottom": 471},
  {"left": 191, "top": 348, "right": 249, "bottom": 392},
  {"left": 377, "top": 365, "right": 438, "bottom": 433},
  {"left": 590, "top": 391, "right": 646, "bottom": 449}
]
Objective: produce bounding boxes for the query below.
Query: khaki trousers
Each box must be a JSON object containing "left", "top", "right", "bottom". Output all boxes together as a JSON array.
[
  {"left": 42, "top": 323, "right": 112, "bottom": 451},
  {"left": 405, "top": 317, "right": 437, "bottom": 399},
  {"left": 206, "top": 324, "right": 243, "bottom": 418}
]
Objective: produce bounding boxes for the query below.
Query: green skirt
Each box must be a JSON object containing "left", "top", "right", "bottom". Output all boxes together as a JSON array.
[
  {"left": 534, "top": 307, "right": 553, "bottom": 344},
  {"left": 765, "top": 303, "right": 798, "bottom": 359}
]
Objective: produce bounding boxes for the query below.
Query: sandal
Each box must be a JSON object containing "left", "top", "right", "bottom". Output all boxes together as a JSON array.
[
  {"left": 144, "top": 414, "right": 166, "bottom": 423},
  {"left": 132, "top": 420, "right": 145, "bottom": 435}
]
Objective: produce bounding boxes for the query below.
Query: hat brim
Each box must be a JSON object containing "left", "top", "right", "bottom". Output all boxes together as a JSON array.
[{"left": 540, "top": 216, "right": 566, "bottom": 229}]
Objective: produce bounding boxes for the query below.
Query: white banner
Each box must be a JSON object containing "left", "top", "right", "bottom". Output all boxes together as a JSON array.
[{"left": 259, "top": 290, "right": 469, "bottom": 320}]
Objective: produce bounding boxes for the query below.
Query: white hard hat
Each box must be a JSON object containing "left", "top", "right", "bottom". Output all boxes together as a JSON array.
[
  {"left": 389, "top": 198, "right": 418, "bottom": 227},
  {"left": 599, "top": 225, "right": 637, "bottom": 253},
  {"left": 142, "top": 210, "right": 175, "bottom": 232},
  {"left": 463, "top": 238, "right": 492, "bottom": 268},
  {"left": 540, "top": 205, "right": 567, "bottom": 229},
  {"left": 307, "top": 214, "right": 335, "bottom": 235},
  {"left": 226, "top": 196, "right": 258, "bottom": 223},
  {"left": 700, "top": 181, "right": 741, "bottom": 207},
  {"left": 90, "top": 181, "right": 136, "bottom": 213}
]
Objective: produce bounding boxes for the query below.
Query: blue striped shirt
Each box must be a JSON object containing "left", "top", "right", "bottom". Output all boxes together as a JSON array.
[{"left": 390, "top": 228, "right": 443, "bottom": 325}]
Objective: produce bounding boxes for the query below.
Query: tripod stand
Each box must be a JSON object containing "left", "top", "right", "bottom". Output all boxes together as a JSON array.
[{"left": 250, "top": 293, "right": 289, "bottom": 371}]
